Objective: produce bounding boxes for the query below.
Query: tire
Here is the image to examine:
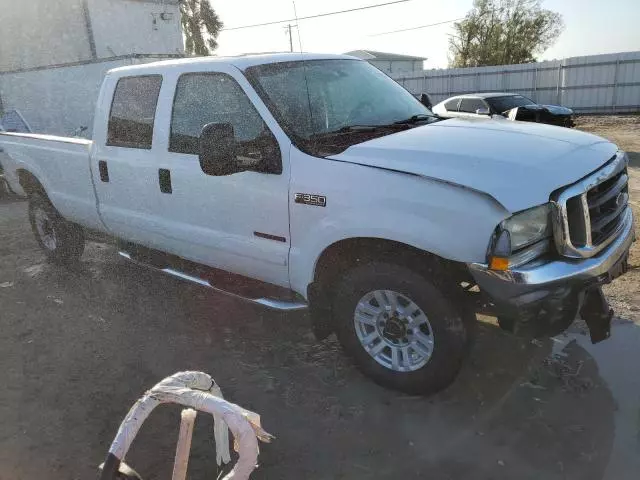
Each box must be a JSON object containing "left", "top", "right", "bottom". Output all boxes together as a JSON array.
[
  {"left": 28, "top": 193, "right": 85, "bottom": 263},
  {"left": 332, "top": 261, "right": 468, "bottom": 395},
  {"left": 0, "top": 174, "right": 11, "bottom": 197}
]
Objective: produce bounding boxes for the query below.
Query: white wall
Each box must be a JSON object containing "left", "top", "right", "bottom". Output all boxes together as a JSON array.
[
  {"left": 87, "top": 0, "right": 184, "bottom": 57},
  {"left": 0, "top": 0, "right": 185, "bottom": 136},
  {"left": 0, "top": 57, "right": 164, "bottom": 137},
  {"left": 0, "top": 0, "right": 91, "bottom": 71}
]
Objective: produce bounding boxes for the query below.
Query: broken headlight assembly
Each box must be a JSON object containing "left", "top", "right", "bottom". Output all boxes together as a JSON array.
[{"left": 487, "top": 203, "right": 553, "bottom": 270}]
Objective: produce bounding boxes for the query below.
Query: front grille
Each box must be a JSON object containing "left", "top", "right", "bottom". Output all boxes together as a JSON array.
[
  {"left": 553, "top": 152, "right": 630, "bottom": 258},
  {"left": 587, "top": 169, "right": 629, "bottom": 244}
]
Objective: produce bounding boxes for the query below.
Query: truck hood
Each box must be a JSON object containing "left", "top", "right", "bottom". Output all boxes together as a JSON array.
[{"left": 329, "top": 118, "right": 617, "bottom": 212}]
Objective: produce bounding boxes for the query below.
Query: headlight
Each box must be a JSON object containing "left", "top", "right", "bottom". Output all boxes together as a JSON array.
[
  {"left": 503, "top": 204, "right": 552, "bottom": 250},
  {"left": 488, "top": 204, "right": 553, "bottom": 270}
]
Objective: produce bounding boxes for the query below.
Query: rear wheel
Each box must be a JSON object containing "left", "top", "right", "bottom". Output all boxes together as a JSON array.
[
  {"left": 28, "top": 194, "right": 85, "bottom": 263},
  {"left": 333, "top": 261, "right": 468, "bottom": 395}
]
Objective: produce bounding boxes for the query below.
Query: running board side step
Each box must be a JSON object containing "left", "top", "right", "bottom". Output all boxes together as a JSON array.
[{"left": 118, "top": 251, "right": 308, "bottom": 312}]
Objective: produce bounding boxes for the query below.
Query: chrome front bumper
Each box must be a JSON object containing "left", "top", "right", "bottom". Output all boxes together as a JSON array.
[{"left": 468, "top": 207, "right": 635, "bottom": 311}]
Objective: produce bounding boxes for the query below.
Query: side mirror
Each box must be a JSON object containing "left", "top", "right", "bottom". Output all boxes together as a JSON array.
[
  {"left": 475, "top": 107, "right": 491, "bottom": 115},
  {"left": 418, "top": 93, "right": 433, "bottom": 109},
  {"left": 199, "top": 123, "right": 238, "bottom": 176}
]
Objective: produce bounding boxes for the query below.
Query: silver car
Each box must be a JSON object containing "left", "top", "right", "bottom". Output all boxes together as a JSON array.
[{"left": 433, "top": 92, "right": 575, "bottom": 127}]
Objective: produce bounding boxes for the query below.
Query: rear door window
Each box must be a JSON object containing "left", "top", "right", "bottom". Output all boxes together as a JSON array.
[
  {"left": 444, "top": 98, "right": 460, "bottom": 111},
  {"left": 107, "top": 75, "right": 162, "bottom": 149},
  {"left": 458, "top": 97, "right": 487, "bottom": 113}
]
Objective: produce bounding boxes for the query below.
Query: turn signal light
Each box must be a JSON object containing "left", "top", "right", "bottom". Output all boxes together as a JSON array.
[{"left": 489, "top": 256, "right": 509, "bottom": 271}]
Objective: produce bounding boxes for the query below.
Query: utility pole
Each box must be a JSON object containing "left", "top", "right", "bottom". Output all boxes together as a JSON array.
[{"left": 284, "top": 24, "right": 297, "bottom": 52}]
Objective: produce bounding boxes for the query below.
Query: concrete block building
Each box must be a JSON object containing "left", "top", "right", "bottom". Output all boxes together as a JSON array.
[{"left": 0, "top": 0, "right": 184, "bottom": 136}]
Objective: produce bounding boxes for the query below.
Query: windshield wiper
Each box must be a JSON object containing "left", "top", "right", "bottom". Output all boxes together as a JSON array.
[
  {"left": 393, "top": 113, "right": 439, "bottom": 124},
  {"left": 333, "top": 125, "right": 381, "bottom": 133},
  {"left": 316, "top": 116, "right": 438, "bottom": 137},
  {"left": 312, "top": 124, "right": 404, "bottom": 137}
]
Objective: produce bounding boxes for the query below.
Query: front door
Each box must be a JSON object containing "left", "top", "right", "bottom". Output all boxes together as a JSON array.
[{"left": 149, "top": 69, "right": 292, "bottom": 288}]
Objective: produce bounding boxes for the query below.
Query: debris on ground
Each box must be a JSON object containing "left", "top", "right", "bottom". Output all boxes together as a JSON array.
[
  {"left": 519, "top": 382, "right": 547, "bottom": 390},
  {"left": 542, "top": 356, "right": 593, "bottom": 394},
  {"left": 47, "top": 295, "right": 64, "bottom": 304}
]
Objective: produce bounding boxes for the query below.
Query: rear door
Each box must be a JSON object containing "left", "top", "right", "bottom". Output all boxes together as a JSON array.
[{"left": 91, "top": 74, "right": 166, "bottom": 246}]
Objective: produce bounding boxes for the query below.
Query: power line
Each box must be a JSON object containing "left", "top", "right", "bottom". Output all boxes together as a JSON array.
[
  {"left": 369, "top": 17, "right": 464, "bottom": 36},
  {"left": 222, "top": 0, "right": 411, "bottom": 31}
]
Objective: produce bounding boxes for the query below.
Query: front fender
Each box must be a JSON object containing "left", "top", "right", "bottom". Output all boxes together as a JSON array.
[{"left": 288, "top": 154, "right": 509, "bottom": 297}]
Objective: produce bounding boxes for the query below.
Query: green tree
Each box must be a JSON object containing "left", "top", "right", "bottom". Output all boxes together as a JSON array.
[
  {"left": 448, "top": 0, "right": 563, "bottom": 67},
  {"left": 180, "top": 0, "right": 223, "bottom": 56}
]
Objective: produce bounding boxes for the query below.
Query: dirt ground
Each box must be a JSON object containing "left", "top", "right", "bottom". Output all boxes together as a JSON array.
[
  {"left": 0, "top": 116, "right": 639, "bottom": 480},
  {"left": 574, "top": 116, "right": 640, "bottom": 317}
]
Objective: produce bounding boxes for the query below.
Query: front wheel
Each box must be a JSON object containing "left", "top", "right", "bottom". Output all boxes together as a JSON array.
[
  {"left": 28, "top": 194, "right": 85, "bottom": 264},
  {"left": 333, "top": 262, "right": 468, "bottom": 395}
]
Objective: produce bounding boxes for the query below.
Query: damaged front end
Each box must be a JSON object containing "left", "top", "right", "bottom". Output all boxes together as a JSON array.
[
  {"left": 504, "top": 104, "right": 575, "bottom": 128},
  {"left": 468, "top": 217, "right": 633, "bottom": 343},
  {"left": 486, "top": 283, "right": 616, "bottom": 344},
  {"left": 469, "top": 149, "right": 634, "bottom": 343}
]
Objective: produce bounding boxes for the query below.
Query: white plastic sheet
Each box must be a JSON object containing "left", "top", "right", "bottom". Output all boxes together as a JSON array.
[{"left": 108, "top": 371, "right": 272, "bottom": 480}]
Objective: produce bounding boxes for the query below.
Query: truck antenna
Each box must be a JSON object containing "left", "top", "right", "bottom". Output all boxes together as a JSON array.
[
  {"left": 292, "top": 1, "right": 315, "bottom": 141},
  {"left": 292, "top": 1, "right": 304, "bottom": 52}
]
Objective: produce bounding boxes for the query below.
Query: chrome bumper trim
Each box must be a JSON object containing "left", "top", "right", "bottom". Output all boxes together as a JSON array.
[
  {"left": 551, "top": 151, "right": 629, "bottom": 259},
  {"left": 469, "top": 207, "right": 634, "bottom": 286}
]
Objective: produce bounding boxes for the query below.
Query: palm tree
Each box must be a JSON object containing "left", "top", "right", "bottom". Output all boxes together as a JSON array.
[{"left": 180, "top": 0, "right": 223, "bottom": 56}]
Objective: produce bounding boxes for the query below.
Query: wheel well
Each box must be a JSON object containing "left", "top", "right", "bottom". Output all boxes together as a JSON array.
[
  {"left": 17, "top": 169, "right": 46, "bottom": 197},
  {"left": 312, "top": 238, "right": 471, "bottom": 296},
  {"left": 308, "top": 238, "right": 476, "bottom": 340}
]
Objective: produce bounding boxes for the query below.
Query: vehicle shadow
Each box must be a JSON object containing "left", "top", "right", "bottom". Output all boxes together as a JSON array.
[
  {"left": 627, "top": 151, "right": 639, "bottom": 168},
  {"left": 4, "top": 240, "right": 618, "bottom": 480},
  {"left": 0, "top": 193, "right": 25, "bottom": 205}
]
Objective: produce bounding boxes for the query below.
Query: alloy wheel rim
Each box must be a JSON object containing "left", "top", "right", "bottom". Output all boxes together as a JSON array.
[
  {"left": 353, "top": 289, "right": 435, "bottom": 372},
  {"left": 34, "top": 207, "right": 57, "bottom": 251}
]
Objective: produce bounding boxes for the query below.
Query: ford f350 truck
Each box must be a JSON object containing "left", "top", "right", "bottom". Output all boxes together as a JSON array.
[{"left": 0, "top": 53, "right": 634, "bottom": 394}]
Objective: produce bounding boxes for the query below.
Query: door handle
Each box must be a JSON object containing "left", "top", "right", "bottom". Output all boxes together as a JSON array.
[
  {"left": 159, "top": 168, "right": 172, "bottom": 194},
  {"left": 98, "top": 160, "right": 109, "bottom": 182}
]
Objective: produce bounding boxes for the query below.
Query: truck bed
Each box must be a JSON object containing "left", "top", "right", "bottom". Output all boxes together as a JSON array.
[{"left": 0, "top": 132, "right": 104, "bottom": 231}]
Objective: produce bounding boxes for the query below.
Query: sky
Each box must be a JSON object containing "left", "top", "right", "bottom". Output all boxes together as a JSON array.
[{"left": 212, "top": 0, "right": 640, "bottom": 68}]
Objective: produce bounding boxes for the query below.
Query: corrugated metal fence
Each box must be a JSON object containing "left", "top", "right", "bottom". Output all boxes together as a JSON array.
[{"left": 392, "top": 51, "right": 640, "bottom": 114}]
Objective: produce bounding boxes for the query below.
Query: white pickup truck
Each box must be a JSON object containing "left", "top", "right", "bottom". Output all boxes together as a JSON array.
[{"left": 1, "top": 53, "right": 634, "bottom": 394}]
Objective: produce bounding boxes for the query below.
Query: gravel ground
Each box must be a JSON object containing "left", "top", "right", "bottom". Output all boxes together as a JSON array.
[{"left": 0, "top": 116, "right": 638, "bottom": 480}]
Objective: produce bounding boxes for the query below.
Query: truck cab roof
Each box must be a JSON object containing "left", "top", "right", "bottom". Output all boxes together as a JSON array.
[{"left": 107, "top": 52, "right": 359, "bottom": 77}]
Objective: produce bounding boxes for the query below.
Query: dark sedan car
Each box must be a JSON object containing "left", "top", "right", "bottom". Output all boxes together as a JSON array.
[{"left": 433, "top": 93, "right": 575, "bottom": 127}]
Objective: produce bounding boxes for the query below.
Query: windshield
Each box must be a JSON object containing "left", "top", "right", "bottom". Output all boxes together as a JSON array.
[
  {"left": 487, "top": 95, "right": 537, "bottom": 113},
  {"left": 245, "top": 59, "right": 433, "bottom": 146}
]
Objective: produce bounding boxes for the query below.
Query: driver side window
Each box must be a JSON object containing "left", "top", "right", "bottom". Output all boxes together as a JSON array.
[{"left": 169, "top": 72, "right": 276, "bottom": 168}]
